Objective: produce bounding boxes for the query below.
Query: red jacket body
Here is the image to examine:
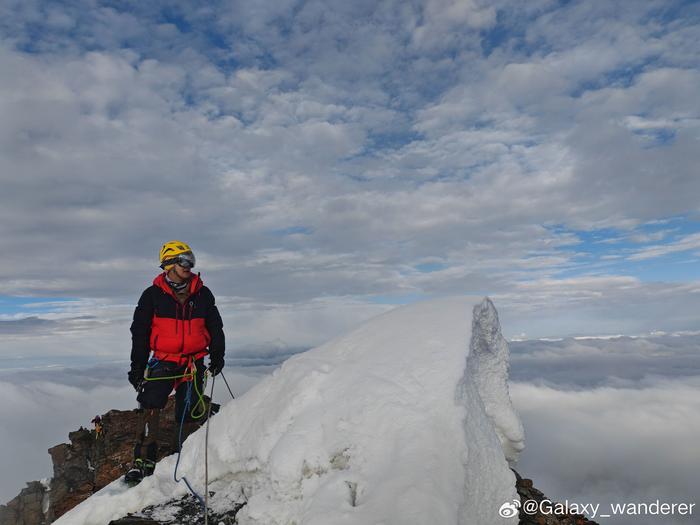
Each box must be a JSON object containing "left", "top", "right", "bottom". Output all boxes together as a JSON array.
[{"left": 130, "top": 273, "right": 225, "bottom": 369}]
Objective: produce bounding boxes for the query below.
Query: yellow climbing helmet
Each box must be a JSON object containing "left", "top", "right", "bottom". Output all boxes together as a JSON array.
[{"left": 159, "top": 240, "right": 195, "bottom": 270}]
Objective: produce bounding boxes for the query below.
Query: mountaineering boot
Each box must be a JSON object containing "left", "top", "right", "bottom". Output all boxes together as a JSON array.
[
  {"left": 125, "top": 440, "right": 158, "bottom": 486},
  {"left": 124, "top": 458, "right": 145, "bottom": 486},
  {"left": 142, "top": 458, "right": 156, "bottom": 476},
  {"left": 124, "top": 458, "right": 156, "bottom": 486},
  {"left": 145, "top": 441, "right": 158, "bottom": 471}
]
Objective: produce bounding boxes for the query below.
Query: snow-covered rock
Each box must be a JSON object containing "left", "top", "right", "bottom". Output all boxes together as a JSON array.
[{"left": 55, "top": 296, "right": 524, "bottom": 525}]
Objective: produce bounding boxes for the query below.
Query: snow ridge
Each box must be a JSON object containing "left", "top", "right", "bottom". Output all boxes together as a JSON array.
[{"left": 55, "top": 296, "right": 524, "bottom": 525}]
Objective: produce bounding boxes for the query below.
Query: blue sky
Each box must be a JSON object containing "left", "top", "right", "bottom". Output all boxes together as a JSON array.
[
  {"left": 0, "top": 297, "right": 75, "bottom": 316},
  {"left": 543, "top": 217, "right": 700, "bottom": 281},
  {"left": 1, "top": 0, "right": 699, "bottom": 351}
]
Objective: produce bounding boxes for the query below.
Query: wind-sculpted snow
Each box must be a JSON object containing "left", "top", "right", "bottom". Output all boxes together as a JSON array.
[
  {"left": 468, "top": 298, "right": 525, "bottom": 462},
  {"left": 55, "top": 297, "right": 524, "bottom": 525}
]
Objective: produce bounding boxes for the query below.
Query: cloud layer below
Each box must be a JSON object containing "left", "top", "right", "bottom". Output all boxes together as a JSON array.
[{"left": 2, "top": 332, "right": 699, "bottom": 522}]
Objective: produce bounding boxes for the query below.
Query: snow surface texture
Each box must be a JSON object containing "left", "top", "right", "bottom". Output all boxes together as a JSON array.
[{"left": 55, "top": 297, "right": 524, "bottom": 525}]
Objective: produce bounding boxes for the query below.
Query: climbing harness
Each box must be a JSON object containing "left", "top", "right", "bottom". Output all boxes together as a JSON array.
[{"left": 143, "top": 358, "right": 208, "bottom": 420}]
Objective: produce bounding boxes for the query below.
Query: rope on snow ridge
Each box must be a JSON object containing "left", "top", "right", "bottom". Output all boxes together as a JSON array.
[{"left": 172, "top": 368, "right": 235, "bottom": 522}]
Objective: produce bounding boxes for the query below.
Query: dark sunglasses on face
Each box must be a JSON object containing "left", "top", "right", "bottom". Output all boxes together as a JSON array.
[
  {"left": 176, "top": 253, "right": 195, "bottom": 268},
  {"left": 163, "top": 252, "right": 196, "bottom": 269}
]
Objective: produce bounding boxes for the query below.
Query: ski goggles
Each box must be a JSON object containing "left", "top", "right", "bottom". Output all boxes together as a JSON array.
[{"left": 161, "top": 252, "right": 196, "bottom": 269}]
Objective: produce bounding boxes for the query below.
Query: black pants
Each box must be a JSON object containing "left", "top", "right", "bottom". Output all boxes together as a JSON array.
[{"left": 134, "top": 358, "right": 206, "bottom": 460}]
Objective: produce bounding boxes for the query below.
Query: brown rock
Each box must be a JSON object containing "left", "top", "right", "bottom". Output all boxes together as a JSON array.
[
  {"left": 513, "top": 469, "right": 600, "bottom": 525},
  {"left": 0, "top": 481, "right": 49, "bottom": 525},
  {"left": 108, "top": 518, "right": 160, "bottom": 525},
  {"left": 1, "top": 395, "right": 218, "bottom": 524},
  {"left": 519, "top": 478, "right": 534, "bottom": 489}
]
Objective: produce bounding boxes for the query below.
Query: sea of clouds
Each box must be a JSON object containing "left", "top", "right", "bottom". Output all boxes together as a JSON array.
[{"left": 1, "top": 333, "right": 698, "bottom": 525}]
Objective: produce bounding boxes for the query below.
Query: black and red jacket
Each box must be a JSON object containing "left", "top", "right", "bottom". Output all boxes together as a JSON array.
[{"left": 130, "top": 273, "right": 225, "bottom": 370}]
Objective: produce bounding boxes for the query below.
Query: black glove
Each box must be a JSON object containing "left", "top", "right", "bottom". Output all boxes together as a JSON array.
[
  {"left": 128, "top": 367, "right": 145, "bottom": 391},
  {"left": 208, "top": 352, "right": 224, "bottom": 377}
]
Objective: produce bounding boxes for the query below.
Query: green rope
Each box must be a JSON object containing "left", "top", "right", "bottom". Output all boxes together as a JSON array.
[
  {"left": 143, "top": 372, "right": 194, "bottom": 381},
  {"left": 190, "top": 372, "right": 208, "bottom": 419},
  {"left": 143, "top": 361, "right": 208, "bottom": 419}
]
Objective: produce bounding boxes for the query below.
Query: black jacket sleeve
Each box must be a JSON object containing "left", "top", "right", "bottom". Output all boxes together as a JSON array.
[
  {"left": 130, "top": 288, "right": 154, "bottom": 370},
  {"left": 204, "top": 288, "right": 225, "bottom": 358}
]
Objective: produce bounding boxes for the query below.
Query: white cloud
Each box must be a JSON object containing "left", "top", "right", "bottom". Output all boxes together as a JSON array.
[
  {"left": 0, "top": 296, "right": 390, "bottom": 362},
  {"left": 511, "top": 377, "right": 700, "bottom": 525},
  {"left": 507, "top": 333, "right": 700, "bottom": 523},
  {"left": 0, "top": 377, "right": 136, "bottom": 502},
  {"left": 496, "top": 277, "right": 700, "bottom": 338},
  {"left": 0, "top": 0, "right": 699, "bottom": 339},
  {"left": 508, "top": 333, "right": 700, "bottom": 387},
  {"left": 628, "top": 232, "right": 700, "bottom": 261},
  {"left": 1, "top": 325, "right": 699, "bottom": 525}
]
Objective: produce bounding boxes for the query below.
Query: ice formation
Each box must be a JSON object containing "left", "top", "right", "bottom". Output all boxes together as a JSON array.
[{"left": 55, "top": 296, "right": 524, "bottom": 524}]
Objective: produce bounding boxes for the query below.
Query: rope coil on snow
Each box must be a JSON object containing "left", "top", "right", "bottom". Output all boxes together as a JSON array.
[
  {"left": 170, "top": 367, "right": 235, "bottom": 522},
  {"left": 172, "top": 371, "right": 219, "bottom": 523},
  {"left": 173, "top": 380, "right": 206, "bottom": 508}
]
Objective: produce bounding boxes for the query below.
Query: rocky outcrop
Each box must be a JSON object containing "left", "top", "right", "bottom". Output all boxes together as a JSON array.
[
  {"left": 514, "top": 470, "right": 599, "bottom": 525},
  {"left": 0, "top": 481, "right": 49, "bottom": 525},
  {"left": 0, "top": 397, "right": 216, "bottom": 525},
  {"left": 107, "top": 496, "right": 246, "bottom": 525}
]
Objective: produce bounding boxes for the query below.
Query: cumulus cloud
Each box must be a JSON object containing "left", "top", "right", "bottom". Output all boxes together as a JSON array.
[{"left": 0, "top": 0, "right": 698, "bottom": 340}]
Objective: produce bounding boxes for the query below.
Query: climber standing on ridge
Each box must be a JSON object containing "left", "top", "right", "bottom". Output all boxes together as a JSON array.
[{"left": 125, "top": 240, "right": 225, "bottom": 485}]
